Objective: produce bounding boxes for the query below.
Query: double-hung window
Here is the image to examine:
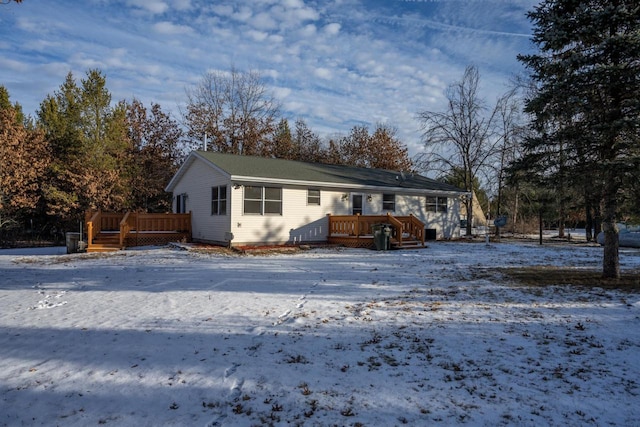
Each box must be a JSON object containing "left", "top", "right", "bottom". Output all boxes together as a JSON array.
[
  {"left": 426, "top": 196, "right": 448, "bottom": 213},
  {"left": 244, "top": 186, "right": 282, "bottom": 215},
  {"left": 382, "top": 193, "right": 395, "bottom": 211},
  {"left": 307, "top": 189, "right": 320, "bottom": 206},
  {"left": 211, "top": 185, "right": 227, "bottom": 215}
]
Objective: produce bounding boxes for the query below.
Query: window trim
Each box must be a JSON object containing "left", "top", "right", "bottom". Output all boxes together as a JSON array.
[
  {"left": 243, "top": 186, "right": 283, "bottom": 215},
  {"left": 211, "top": 185, "right": 227, "bottom": 215},
  {"left": 382, "top": 193, "right": 396, "bottom": 212},
  {"left": 176, "top": 193, "right": 187, "bottom": 213},
  {"left": 307, "top": 189, "right": 321, "bottom": 206},
  {"left": 426, "top": 196, "right": 448, "bottom": 213}
]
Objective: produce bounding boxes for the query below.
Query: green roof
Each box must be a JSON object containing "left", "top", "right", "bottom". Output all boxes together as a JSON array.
[{"left": 178, "top": 151, "right": 465, "bottom": 194}]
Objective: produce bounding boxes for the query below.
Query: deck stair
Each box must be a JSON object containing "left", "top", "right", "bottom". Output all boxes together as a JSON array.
[
  {"left": 390, "top": 238, "right": 424, "bottom": 249},
  {"left": 327, "top": 213, "right": 427, "bottom": 250},
  {"left": 85, "top": 210, "right": 192, "bottom": 253},
  {"left": 88, "top": 232, "right": 121, "bottom": 252}
]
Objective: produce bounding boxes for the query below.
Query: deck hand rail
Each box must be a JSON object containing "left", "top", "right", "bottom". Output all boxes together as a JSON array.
[
  {"left": 407, "top": 214, "right": 425, "bottom": 245},
  {"left": 119, "top": 211, "right": 136, "bottom": 248},
  {"left": 386, "top": 213, "right": 404, "bottom": 247},
  {"left": 86, "top": 210, "right": 101, "bottom": 251}
]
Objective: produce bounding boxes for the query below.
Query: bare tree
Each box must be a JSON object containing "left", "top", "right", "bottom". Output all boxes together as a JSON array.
[
  {"left": 492, "top": 89, "right": 525, "bottom": 236},
  {"left": 185, "top": 67, "right": 280, "bottom": 155},
  {"left": 417, "top": 65, "right": 500, "bottom": 236}
]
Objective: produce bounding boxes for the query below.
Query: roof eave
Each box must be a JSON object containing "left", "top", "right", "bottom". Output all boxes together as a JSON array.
[
  {"left": 230, "top": 175, "right": 467, "bottom": 196},
  {"left": 166, "top": 152, "right": 232, "bottom": 192}
]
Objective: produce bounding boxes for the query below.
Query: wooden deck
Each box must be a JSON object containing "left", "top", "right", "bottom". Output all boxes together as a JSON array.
[
  {"left": 327, "top": 213, "right": 426, "bottom": 249},
  {"left": 85, "top": 211, "right": 191, "bottom": 252}
]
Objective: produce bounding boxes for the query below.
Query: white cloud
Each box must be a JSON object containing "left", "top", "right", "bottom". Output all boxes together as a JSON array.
[
  {"left": 211, "top": 4, "right": 234, "bottom": 17},
  {"left": 232, "top": 6, "right": 253, "bottom": 23},
  {"left": 314, "top": 68, "right": 333, "bottom": 80},
  {"left": 172, "top": 0, "right": 192, "bottom": 11},
  {"left": 153, "top": 21, "right": 193, "bottom": 35},
  {"left": 248, "top": 30, "right": 269, "bottom": 42},
  {"left": 323, "top": 23, "right": 341, "bottom": 36},
  {"left": 0, "top": 57, "right": 30, "bottom": 73},
  {"left": 273, "top": 86, "right": 292, "bottom": 99},
  {"left": 126, "top": 0, "right": 168, "bottom": 14},
  {"left": 298, "top": 24, "right": 317, "bottom": 37},
  {"left": 251, "top": 12, "right": 278, "bottom": 31}
]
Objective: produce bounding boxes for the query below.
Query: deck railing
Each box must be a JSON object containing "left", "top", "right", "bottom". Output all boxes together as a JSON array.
[
  {"left": 86, "top": 211, "right": 192, "bottom": 250},
  {"left": 119, "top": 212, "right": 135, "bottom": 247},
  {"left": 85, "top": 210, "right": 102, "bottom": 252},
  {"left": 327, "top": 213, "right": 425, "bottom": 247}
]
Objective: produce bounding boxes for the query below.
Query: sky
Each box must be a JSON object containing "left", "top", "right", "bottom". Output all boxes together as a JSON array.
[{"left": 0, "top": 0, "right": 538, "bottom": 157}]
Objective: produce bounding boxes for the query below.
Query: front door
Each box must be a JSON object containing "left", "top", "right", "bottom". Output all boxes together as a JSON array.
[{"left": 352, "top": 194, "right": 363, "bottom": 215}]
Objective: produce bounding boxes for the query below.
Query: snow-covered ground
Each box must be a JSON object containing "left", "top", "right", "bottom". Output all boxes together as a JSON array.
[{"left": 1, "top": 241, "right": 639, "bottom": 426}]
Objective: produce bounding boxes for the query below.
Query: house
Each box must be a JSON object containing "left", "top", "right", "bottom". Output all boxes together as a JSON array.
[{"left": 165, "top": 151, "right": 469, "bottom": 247}]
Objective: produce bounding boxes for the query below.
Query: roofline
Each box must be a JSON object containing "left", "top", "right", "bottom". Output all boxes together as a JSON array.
[
  {"left": 166, "top": 151, "right": 470, "bottom": 197},
  {"left": 230, "top": 175, "right": 468, "bottom": 196},
  {"left": 165, "top": 151, "right": 231, "bottom": 192}
]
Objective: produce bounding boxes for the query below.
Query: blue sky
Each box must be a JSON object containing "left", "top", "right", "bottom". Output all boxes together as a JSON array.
[{"left": 0, "top": 0, "right": 537, "bottom": 156}]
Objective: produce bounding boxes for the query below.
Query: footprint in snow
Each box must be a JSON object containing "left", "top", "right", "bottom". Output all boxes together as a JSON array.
[{"left": 224, "top": 363, "right": 239, "bottom": 378}]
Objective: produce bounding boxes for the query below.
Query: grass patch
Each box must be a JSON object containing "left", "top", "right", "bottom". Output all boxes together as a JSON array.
[{"left": 497, "top": 266, "right": 640, "bottom": 291}]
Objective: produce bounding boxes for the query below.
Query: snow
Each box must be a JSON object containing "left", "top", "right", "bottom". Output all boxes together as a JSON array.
[{"left": 1, "top": 241, "right": 639, "bottom": 426}]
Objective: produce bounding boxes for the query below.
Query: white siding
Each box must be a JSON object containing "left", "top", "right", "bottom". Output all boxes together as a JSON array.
[
  {"left": 171, "top": 158, "right": 231, "bottom": 244},
  {"left": 170, "top": 156, "right": 463, "bottom": 245},
  {"left": 363, "top": 192, "right": 461, "bottom": 239},
  {"left": 230, "top": 187, "right": 351, "bottom": 245}
]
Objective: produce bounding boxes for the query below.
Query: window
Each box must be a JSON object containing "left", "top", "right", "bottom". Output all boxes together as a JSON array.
[
  {"left": 382, "top": 193, "right": 395, "bottom": 211},
  {"left": 264, "top": 187, "right": 282, "bottom": 214},
  {"left": 244, "top": 186, "right": 262, "bottom": 214},
  {"left": 307, "top": 189, "right": 320, "bottom": 205},
  {"left": 176, "top": 194, "right": 187, "bottom": 213},
  {"left": 426, "top": 196, "right": 448, "bottom": 213},
  {"left": 243, "top": 186, "right": 282, "bottom": 215},
  {"left": 211, "top": 185, "right": 227, "bottom": 215}
]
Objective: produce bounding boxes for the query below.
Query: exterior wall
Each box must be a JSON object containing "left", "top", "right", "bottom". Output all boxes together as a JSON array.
[
  {"left": 171, "top": 158, "right": 231, "bottom": 244},
  {"left": 229, "top": 188, "right": 462, "bottom": 245},
  {"left": 171, "top": 157, "right": 463, "bottom": 245},
  {"left": 229, "top": 186, "right": 351, "bottom": 245},
  {"left": 363, "top": 193, "right": 461, "bottom": 239}
]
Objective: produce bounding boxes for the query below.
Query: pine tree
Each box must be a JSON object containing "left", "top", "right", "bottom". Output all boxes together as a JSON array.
[
  {"left": 266, "top": 118, "right": 296, "bottom": 159},
  {"left": 38, "top": 72, "right": 85, "bottom": 220},
  {"left": 518, "top": 0, "right": 640, "bottom": 278}
]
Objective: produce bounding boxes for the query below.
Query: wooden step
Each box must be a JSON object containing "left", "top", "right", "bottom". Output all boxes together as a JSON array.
[
  {"left": 87, "top": 233, "right": 122, "bottom": 252},
  {"left": 87, "top": 244, "right": 121, "bottom": 253},
  {"left": 390, "top": 239, "right": 426, "bottom": 249}
]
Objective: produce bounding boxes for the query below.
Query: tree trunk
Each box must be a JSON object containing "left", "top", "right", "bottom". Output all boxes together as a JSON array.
[
  {"left": 539, "top": 209, "right": 543, "bottom": 245},
  {"left": 465, "top": 197, "right": 473, "bottom": 236},
  {"left": 594, "top": 206, "right": 602, "bottom": 244},
  {"left": 602, "top": 179, "right": 619, "bottom": 279},
  {"left": 584, "top": 196, "right": 593, "bottom": 241},
  {"left": 512, "top": 192, "right": 518, "bottom": 235}
]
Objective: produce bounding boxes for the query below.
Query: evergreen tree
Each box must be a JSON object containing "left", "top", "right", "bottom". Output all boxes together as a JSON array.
[
  {"left": 266, "top": 118, "right": 296, "bottom": 159},
  {"left": 293, "top": 118, "right": 325, "bottom": 163},
  {"left": 38, "top": 72, "right": 85, "bottom": 220},
  {"left": 518, "top": 0, "right": 640, "bottom": 278}
]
